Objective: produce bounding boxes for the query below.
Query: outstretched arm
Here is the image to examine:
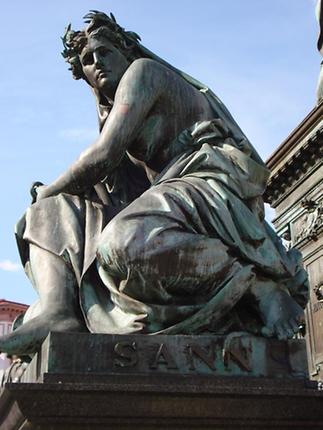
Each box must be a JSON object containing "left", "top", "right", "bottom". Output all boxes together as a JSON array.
[{"left": 38, "top": 59, "right": 163, "bottom": 200}]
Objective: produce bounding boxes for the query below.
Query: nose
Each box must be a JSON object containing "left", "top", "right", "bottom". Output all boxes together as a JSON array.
[{"left": 93, "top": 52, "right": 103, "bottom": 68}]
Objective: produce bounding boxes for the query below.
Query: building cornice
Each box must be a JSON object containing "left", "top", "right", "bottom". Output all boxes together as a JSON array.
[
  {"left": 264, "top": 104, "right": 323, "bottom": 206},
  {"left": 266, "top": 102, "right": 323, "bottom": 170},
  {"left": 0, "top": 300, "right": 28, "bottom": 312}
]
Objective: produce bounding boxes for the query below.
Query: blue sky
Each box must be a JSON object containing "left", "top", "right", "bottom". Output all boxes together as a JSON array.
[{"left": 0, "top": 0, "right": 320, "bottom": 305}]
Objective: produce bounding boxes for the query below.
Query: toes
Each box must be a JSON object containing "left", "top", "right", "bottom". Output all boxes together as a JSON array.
[
  {"left": 275, "top": 322, "right": 288, "bottom": 341},
  {"left": 274, "top": 321, "right": 295, "bottom": 340},
  {"left": 289, "top": 318, "right": 300, "bottom": 334},
  {"left": 261, "top": 326, "right": 274, "bottom": 338},
  {"left": 283, "top": 322, "right": 295, "bottom": 339},
  {"left": 295, "top": 312, "right": 305, "bottom": 325},
  {"left": 263, "top": 320, "right": 300, "bottom": 341}
]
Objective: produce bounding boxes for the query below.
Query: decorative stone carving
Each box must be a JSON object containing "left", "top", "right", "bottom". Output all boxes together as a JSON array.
[
  {"left": 265, "top": 128, "right": 323, "bottom": 206},
  {"left": 314, "top": 282, "right": 323, "bottom": 302},
  {"left": 295, "top": 199, "right": 323, "bottom": 244},
  {"left": 281, "top": 228, "right": 292, "bottom": 250}
]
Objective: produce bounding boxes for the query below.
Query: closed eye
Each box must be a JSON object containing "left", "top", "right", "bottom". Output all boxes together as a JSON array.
[
  {"left": 98, "top": 47, "right": 112, "bottom": 56},
  {"left": 82, "top": 53, "right": 94, "bottom": 66}
]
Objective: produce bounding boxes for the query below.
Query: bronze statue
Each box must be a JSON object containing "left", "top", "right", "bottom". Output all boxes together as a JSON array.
[{"left": 0, "top": 11, "right": 308, "bottom": 355}]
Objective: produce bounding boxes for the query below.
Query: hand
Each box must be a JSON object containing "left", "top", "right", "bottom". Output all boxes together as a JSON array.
[
  {"left": 36, "top": 185, "right": 50, "bottom": 202},
  {"left": 30, "top": 182, "right": 47, "bottom": 203}
]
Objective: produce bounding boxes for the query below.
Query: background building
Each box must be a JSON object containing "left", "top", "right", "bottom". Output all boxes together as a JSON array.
[
  {"left": 0, "top": 299, "right": 28, "bottom": 370},
  {"left": 265, "top": 102, "right": 323, "bottom": 379}
]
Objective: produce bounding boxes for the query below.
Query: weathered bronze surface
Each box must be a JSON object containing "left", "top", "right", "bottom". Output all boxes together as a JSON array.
[{"left": 0, "top": 11, "right": 309, "bottom": 356}]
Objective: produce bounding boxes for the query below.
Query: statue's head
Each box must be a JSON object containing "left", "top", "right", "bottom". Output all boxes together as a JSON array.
[{"left": 62, "top": 11, "right": 142, "bottom": 96}]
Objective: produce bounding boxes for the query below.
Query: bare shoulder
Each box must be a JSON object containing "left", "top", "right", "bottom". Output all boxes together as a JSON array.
[
  {"left": 116, "top": 58, "right": 199, "bottom": 108},
  {"left": 122, "top": 58, "right": 175, "bottom": 86},
  {"left": 116, "top": 58, "right": 171, "bottom": 102},
  {"left": 128, "top": 58, "right": 167, "bottom": 75}
]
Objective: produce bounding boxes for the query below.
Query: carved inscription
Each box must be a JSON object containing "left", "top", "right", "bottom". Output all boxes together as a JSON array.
[
  {"left": 113, "top": 341, "right": 138, "bottom": 368},
  {"left": 149, "top": 343, "right": 178, "bottom": 370},
  {"left": 222, "top": 334, "right": 252, "bottom": 372},
  {"left": 186, "top": 343, "right": 216, "bottom": 371},
  {"left": 51, "top": 333, "right": 305, "bottom": 379},
  {"left": 112, "top": 340, "right": 240, "bottom": 373}
]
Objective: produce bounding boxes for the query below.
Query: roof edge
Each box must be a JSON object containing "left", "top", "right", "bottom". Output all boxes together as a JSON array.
[{"left": 266, "top": 101, "right": 323, "bottom": 169}]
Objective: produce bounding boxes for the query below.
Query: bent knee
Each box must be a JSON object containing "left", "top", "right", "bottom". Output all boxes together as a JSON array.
[{"left": 97, "top": 216, "right": 144, "bottom": 274}]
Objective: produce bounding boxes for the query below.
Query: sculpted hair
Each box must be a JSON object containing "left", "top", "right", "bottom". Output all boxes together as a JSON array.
[{"left": 62, "top": 11, "right": 142, "bottom": 80}]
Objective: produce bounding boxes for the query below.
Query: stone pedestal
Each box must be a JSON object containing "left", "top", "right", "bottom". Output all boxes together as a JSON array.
[{"left": 1, "top": 332, "right": 323, "bottom": 429}]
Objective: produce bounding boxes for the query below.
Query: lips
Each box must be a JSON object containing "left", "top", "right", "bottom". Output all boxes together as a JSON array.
[{"left": 96, "top": 70, "right": 110, "bottom": 80}]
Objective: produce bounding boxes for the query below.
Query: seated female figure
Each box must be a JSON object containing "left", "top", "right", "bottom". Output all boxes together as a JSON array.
[{"left": 0, "top": 12, "right": 308, "bottom": 355}]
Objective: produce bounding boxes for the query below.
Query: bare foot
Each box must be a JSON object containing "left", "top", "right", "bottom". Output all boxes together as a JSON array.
[
  {"left": 259, "top": 289, "right": 305, "bottom": 340},
  {"left": 0, "top": 313, "right": 87, "bottom": 355}
]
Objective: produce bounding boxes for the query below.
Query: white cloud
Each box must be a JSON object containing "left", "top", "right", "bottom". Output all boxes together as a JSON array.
[
  {"left": 59, "top": 128, "right": 98, "bottom": 143},
  {"left": 0, "top": 260, "right": 22, "bottom": 272}
]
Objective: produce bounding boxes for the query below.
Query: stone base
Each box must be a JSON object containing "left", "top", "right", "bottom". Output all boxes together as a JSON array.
[
  {"left": 1, "top": 332, "right": 323, "bottom": 429},
  {"left": 21, "top": 331, "right": 311, "bottom": 380}
]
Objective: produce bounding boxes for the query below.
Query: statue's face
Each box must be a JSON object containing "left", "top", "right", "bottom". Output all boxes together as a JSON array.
[{"left": 80, "top": 36, "right": 130, "bottom": 97}]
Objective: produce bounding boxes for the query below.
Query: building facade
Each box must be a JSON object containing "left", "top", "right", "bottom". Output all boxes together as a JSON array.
[
  {"left": 0, "top": 299, "right": 28, "bottom": 370},
  {"left": 265, "top": 102, "right": 323, "bottom": 379}
]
